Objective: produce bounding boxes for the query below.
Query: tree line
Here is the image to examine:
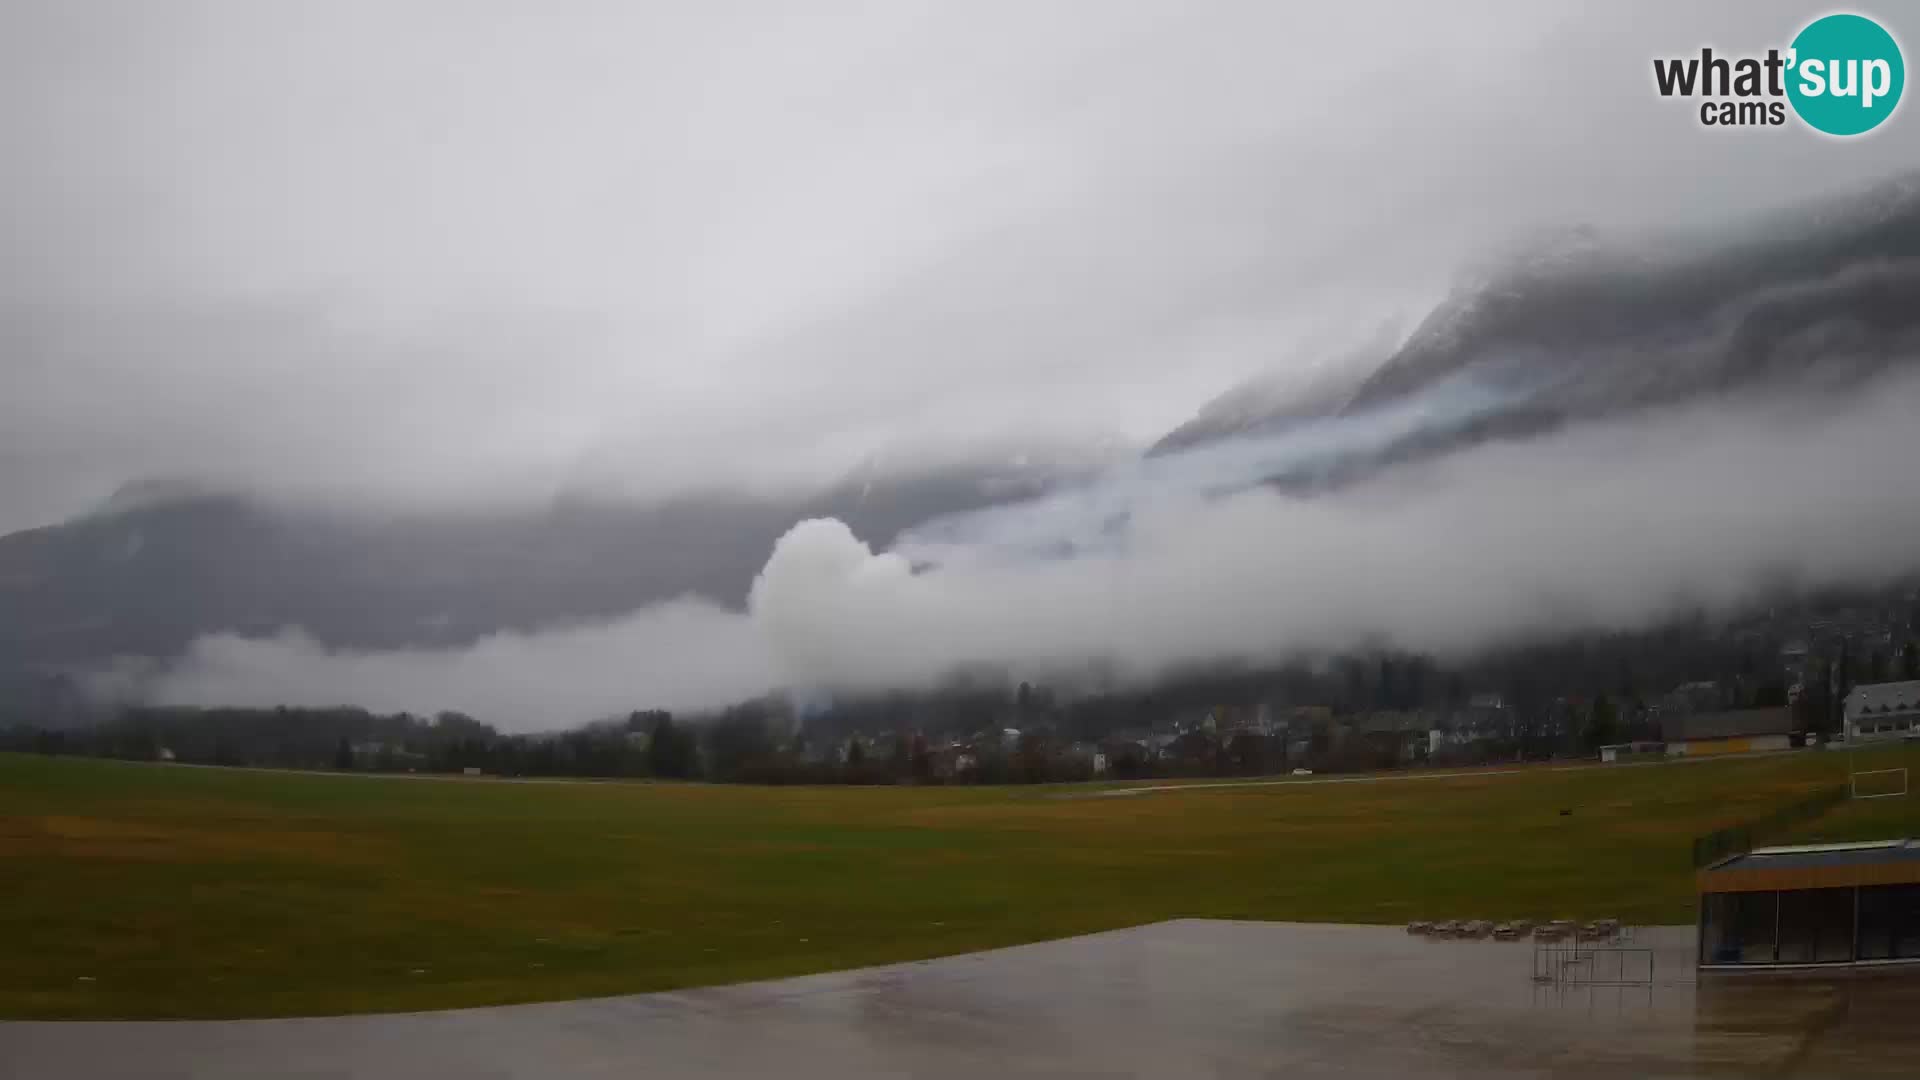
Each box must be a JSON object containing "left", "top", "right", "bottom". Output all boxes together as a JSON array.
[{"left": 5, "top": 585, "right": 1917, "bottom": 784}]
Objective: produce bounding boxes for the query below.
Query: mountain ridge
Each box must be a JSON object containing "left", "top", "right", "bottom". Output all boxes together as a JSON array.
[{"left": 4, "top": 171, "right": 1919, "bottom": 698}]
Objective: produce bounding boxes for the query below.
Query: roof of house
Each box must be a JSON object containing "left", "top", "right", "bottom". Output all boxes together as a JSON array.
[
  {"left": 1662, "top": 707, "right": 1792, "bottom": 742},
  {"left": 1700, "top": 838, "right": 1920, "bottom": 892},
  {"left": 1846, "top": 680, "right": 1920, "bottom": 716},
  {"left": 1717, "top": 839, "right": 1920, "bottom": 871},
  {"left": 1352, "top": 711, "right": 1427, "bottom": 735}
]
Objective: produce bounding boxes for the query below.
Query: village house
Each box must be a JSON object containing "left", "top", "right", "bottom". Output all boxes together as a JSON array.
[{"left": 1845, "top": 680, "right": 1920, "bottom": 743}]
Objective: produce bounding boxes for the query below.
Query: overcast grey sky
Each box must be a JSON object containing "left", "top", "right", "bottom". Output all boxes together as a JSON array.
[{"left": 2, "top": 0, "right": 1912, "bottom": 535}]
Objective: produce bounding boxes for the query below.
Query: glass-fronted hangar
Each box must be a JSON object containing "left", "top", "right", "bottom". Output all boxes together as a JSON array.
[{"left": 1699, "top": 839, "right": 1920, "bottom": 969}]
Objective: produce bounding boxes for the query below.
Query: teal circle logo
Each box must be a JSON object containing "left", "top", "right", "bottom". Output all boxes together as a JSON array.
[{"left": 1787, "top": 13, "right": 1905, "bottom": 135}]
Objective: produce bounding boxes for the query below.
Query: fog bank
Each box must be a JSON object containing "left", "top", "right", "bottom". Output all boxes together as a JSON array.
[{"left": 146, "top": 370, "right": 1920, "bottom": 728}]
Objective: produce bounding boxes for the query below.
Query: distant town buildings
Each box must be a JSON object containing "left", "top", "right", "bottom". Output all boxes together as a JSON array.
[
  {"left": 1661, "top": 708, "right": 1794, "bottom": 757},
  {"left": 1597, "top": 741, "right": 1663, "bottom": 763},
  {"left": 1662, "top": 681, "right": 1724, "bottom": 717},
  {"left": 728, "top": 594, "right": 1917, "bottom": 782}
]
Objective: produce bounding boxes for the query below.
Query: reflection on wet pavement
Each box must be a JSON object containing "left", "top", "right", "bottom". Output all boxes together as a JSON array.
[{"left": 7, "top": 920, "right": 1920, "bottom": 1077}]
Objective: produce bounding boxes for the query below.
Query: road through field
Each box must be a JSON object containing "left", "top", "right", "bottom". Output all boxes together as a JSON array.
[{"left": 1078, "top": 746, "right": 1808, "bottom": 797}]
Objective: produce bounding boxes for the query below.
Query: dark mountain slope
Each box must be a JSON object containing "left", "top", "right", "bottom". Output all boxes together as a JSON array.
[
  {"left": 1153, "top": 171, "right": 1920, "bottom": 460},
  {"left": 0, "top": 460, "right": 1086, "bottom": 671}
]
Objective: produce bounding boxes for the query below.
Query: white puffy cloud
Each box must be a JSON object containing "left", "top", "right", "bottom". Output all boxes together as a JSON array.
[{"left": 151, "top": 599, "right": 773, "bottom": 730}]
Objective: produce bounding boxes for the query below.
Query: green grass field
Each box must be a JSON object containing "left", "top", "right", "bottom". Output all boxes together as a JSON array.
[{"left": 5, "top": 746, "right": 1918, "bottom": 1019}]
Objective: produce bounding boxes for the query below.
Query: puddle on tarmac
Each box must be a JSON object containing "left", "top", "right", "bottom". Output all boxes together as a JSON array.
[{"left": 7, "top": 920, "right": 1920, "bottom": 1077}]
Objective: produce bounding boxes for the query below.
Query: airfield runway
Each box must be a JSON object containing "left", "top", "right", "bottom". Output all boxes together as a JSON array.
[{"left": 6, "top": 919, "right": 1920, "bottom": 1078}]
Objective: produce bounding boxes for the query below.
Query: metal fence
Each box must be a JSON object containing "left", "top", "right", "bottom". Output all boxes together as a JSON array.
[
  {"left": 1689, "top": 784, "right": 1849, "bottom": 868},
  {"left": 1532, "top": 941, "right": 1654, "bottom": 987}
]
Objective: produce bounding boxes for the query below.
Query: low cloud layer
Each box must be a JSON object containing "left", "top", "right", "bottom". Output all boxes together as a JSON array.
[
  {"left": 5, "top": 2, "right": 1915, "bottom": 534},
  {"left": 146, "top": 369, "right": 1920, "bottom": 728},
  {"left": 149, "top": 600, "right": 772, "bottom": 730}
]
